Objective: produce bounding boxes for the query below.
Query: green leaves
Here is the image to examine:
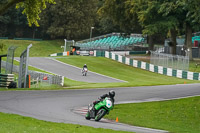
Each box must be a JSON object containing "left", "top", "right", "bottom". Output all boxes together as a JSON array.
[
  {"left": 39, "top": 0, "right": 97, "bottom": 39},
  {"left": 16, "top": 0, "right": 56, "bottom": 27},
  {"left": 98, "top": 0, "right": 141, "bottom": 33}
]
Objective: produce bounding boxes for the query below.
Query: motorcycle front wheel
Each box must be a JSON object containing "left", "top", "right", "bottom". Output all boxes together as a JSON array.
[
  {"left": 85, "top": 111, "right": 91, "bottom": 120},
  {"left": 95, "top": 109, "right": 107, "bottom": 121}
]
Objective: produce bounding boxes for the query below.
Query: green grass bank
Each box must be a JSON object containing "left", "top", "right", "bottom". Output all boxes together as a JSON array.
[
  {"left": 0, "top": 39, "right": 67, "bottom": 57},
  {"left": 0, "top": 112, "right": 131, "bottom": 133},
  {"left": 56, "top": 56, "right": 200, "bottom": 89},
  {"left": 1, "top": 39, "right": 200, "bottom": 90},
  {"left": 3, "top": 56, "right": 199, "bottom": 90},
  {"left": 105, "top": 96, "right": 200, "bottom": 133}
]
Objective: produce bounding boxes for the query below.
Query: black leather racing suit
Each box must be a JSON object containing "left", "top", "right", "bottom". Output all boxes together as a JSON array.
[{"left": 83, "top": 65, "right": 87, "bottom": 70}]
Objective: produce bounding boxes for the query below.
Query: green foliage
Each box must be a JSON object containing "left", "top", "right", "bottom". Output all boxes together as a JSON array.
[
  {"left": 98, "top": 0, "right": 142, "bottom": 33},
  {"left": 1, "top": 8, "right": 30, "bottom": 38},
  {"left": 176, "top": 0, "right": 200, "bottom": 27},
  {"left": 99, "top": 0, "right": 200, "bottom": 57},
  {"left": 0, "top": 43, "right": 6, "bottom": 51},
  {"left": 0, "top": 0, "right": 110, "bottom": 39},
  {"left": 129, "top": 0, "right": 178, "bottom": 35},
  {"left": 106, "top": 96, "right": 200, "bottom": 133},
  {"left": 16, "top": 0, "right": 56, "bottom": 27},
  {"left": 39, "top": 0, "right": 97, "bottom": 39}
]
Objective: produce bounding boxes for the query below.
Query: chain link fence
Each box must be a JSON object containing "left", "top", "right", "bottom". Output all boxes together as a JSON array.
[
  {"left": 5, "top": 46, "right": 17, "bottom": 74},
  {"left": 150, "top": 51, "right": 189, "bottom": 71},
  {"left": 28, "top": 70, "right": 64, "bottom": 87},
  {"left": 1, "top": 61, "right": 64, "bottom": 87}
]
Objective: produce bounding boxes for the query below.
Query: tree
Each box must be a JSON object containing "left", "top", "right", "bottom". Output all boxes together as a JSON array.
[
  {"left": 95, "top": 0, "right": 121, "bottom": 35},
  {"left": 98, "top": 0, "right": 169, "bottom": 50},
  {"left": 0, "top": 0, "right": 24, "bottom": 15},
  {"left": 159, "top": 0, "right": 200, "bottom": 60},
  {"left": 0, "top": 0, "right": 55, "bottom": 27},
  {"left": 98, "top": 0, "right": 142, "bottom": 34},
  {"left": 99, "top": 0, "right": 200, "bottom": 58},
  {"left": 0, "top": 0, "right": 38, "bottom": 38},
  {"left": 39, "top": 0, "right": 98, "bottom": 39},
  {"left": 180, "top": 0, "right": 200, "bottom": 60}
]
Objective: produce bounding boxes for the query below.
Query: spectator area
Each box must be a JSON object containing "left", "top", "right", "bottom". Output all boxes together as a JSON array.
[{"left": 76, "top": 33, "right": 146, "bottom": 50}]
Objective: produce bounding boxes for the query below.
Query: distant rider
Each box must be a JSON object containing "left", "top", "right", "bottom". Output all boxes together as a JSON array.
[{"left": 83, "top": 64, "right": 87, "bottom": 70}]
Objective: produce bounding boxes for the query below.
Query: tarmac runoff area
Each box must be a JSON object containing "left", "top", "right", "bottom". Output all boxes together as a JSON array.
[{"left": 15, "top": 57, "right": 126, "bottom": 83}]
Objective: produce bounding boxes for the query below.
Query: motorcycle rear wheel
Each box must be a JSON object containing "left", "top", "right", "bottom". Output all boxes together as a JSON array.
[{"left": 95, "top": 109, "right": 106, "bottom": 121}]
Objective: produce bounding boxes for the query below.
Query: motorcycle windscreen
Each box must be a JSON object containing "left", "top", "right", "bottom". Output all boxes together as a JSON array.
[{"left": 106, "top": 99, "right": 112, "bottom": 108}]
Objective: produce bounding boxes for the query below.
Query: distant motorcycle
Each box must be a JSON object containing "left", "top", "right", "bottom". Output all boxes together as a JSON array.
[
  {"left": 85, "top": 97, "right": 114, "bottom": 121},
  {"left": 82, "top": 68, "right": 88, "bottom": 76}
]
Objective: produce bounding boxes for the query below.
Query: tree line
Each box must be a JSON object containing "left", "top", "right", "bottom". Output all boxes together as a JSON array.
[
  {"left": 1, "top": 0, "right": 200, "bottom": 59},
  {"left": 99, "top": 0, "right": 200, "bottom": 60},
  {"left": 0, "top": 0, "right": 121, "bottom": 40}
]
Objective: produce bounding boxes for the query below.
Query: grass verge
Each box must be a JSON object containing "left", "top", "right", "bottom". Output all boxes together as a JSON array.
[
  {"left": 1, "top": 56, "right": 200, "bottom": 90},
  {"left": 0, "top": 112, "right": 131, "bottom": 133},
  {"left": 0, "top": 39, "right": 68, "bottom": 57},
  {"left": 56, "top": 56, "right": 200, "bottom": 89},
  {"left": 105, "top": 96, "right": 200, "bottom": 133}
]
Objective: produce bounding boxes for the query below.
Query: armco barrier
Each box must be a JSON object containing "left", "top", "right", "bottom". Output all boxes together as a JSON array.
[{"left": 104, "top": 51, "right": 200, "bottom": 80}]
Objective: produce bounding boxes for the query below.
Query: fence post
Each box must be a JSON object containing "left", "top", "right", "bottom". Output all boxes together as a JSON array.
[{"left": 18, "top": 44, "right": 32, "bottom": 88}]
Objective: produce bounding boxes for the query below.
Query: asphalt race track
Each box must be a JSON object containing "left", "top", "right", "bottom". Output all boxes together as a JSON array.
[
  {"left": 15, "top": 57, "right": 125, "bottom": 83},
  {"left": 1, "top": 84, "right": 200, "bottom": 132}
]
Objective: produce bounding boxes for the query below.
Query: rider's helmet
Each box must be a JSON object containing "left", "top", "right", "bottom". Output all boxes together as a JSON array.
[
  {"left": 84, "top": 64, "right": 87, "bottom": 67},
  {"left": 109, "top": 90, "right": 115, "bottom": 98}
]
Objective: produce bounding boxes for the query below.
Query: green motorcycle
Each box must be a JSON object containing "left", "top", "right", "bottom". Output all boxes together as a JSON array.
[{"left": 85, "top": 97, "right": 114, "bottom": 121}]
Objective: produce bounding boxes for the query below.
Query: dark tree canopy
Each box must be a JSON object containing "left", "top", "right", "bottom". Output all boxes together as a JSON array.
[
  {"left": 0, "top": 0, "right": 55, "bottom": 26},
  {"left": 1, "top": 0, "right": 200, "bottom": 60}
]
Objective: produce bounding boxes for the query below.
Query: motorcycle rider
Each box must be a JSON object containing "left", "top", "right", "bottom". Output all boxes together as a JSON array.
[
  {"left": 85, "top": 90, "right": 115, "bottom": 120},
  {"left": 93, "top": 90, "right": 115, "bottom": 106},
  {"left": 83, "top": 64, "right": 87, "bottom": 69},
  {"left": 82, "top": 64, "right": 88, "bottom": 72}
]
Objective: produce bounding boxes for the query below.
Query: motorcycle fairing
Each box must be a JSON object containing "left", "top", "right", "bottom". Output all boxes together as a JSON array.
[{"left": 94, "top": 97, "right": 113, "bottom": 111}]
